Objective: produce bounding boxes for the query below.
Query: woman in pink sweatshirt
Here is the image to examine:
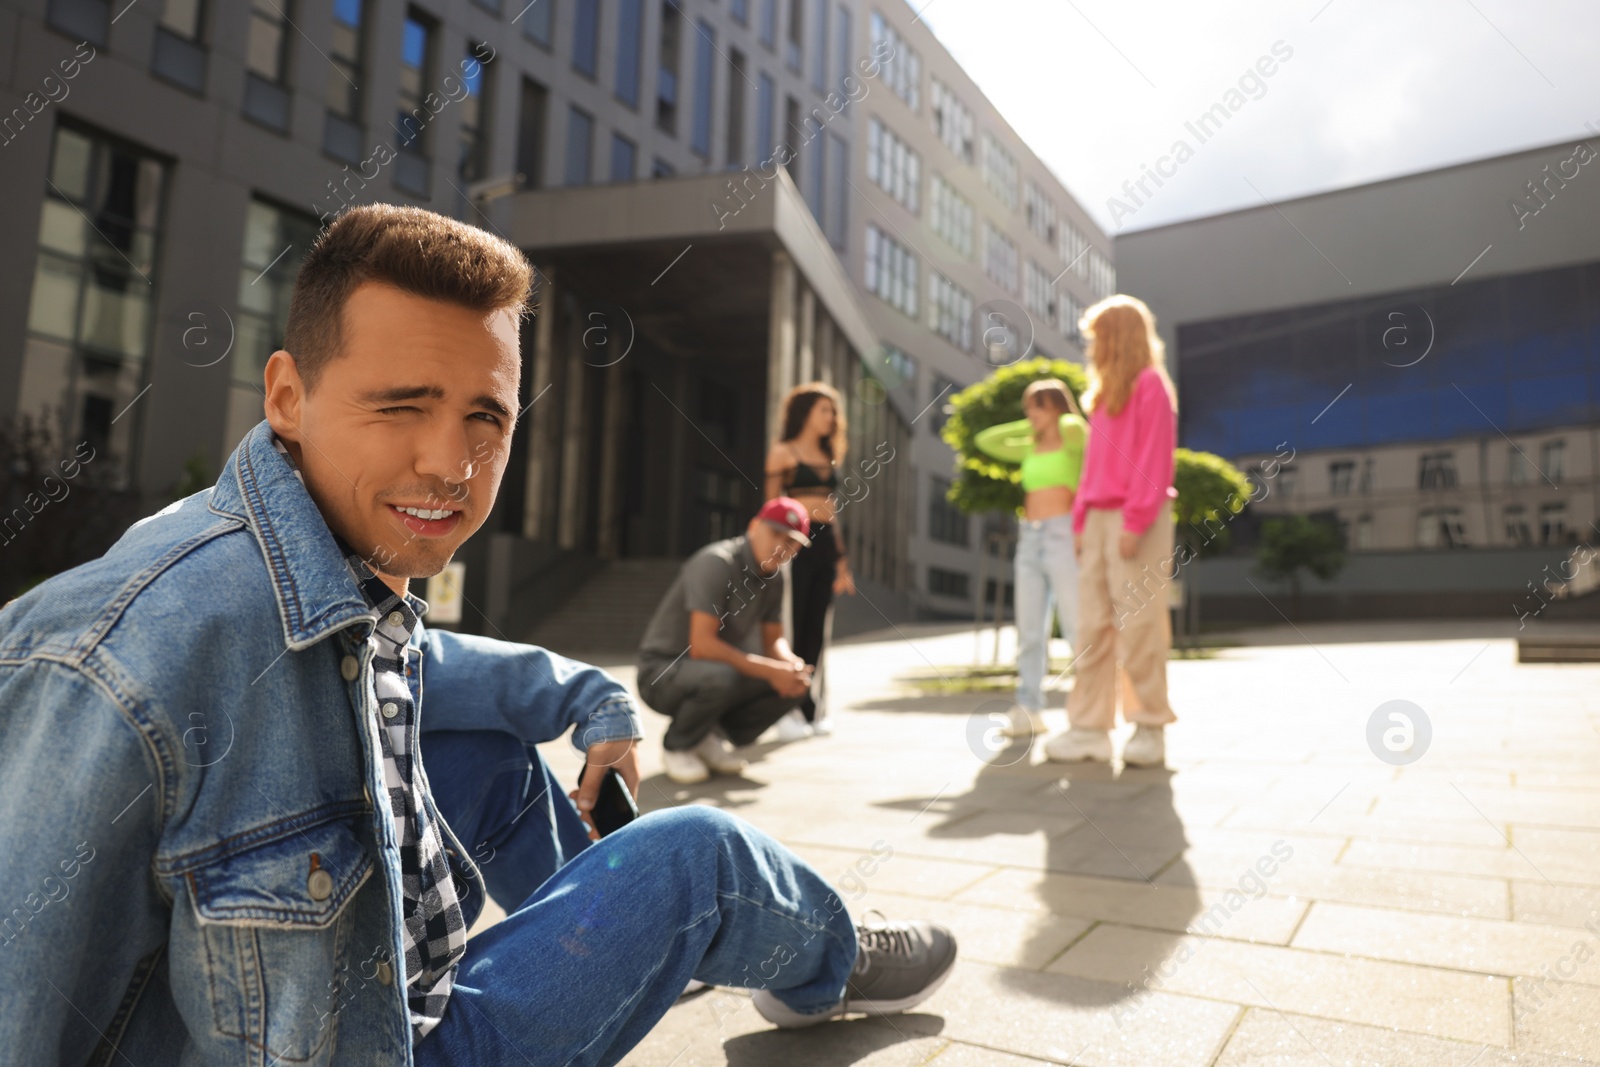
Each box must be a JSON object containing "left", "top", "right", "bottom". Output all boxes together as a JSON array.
[{"left": 1044, "top": 295, "right": 1179, "bottom": 767}]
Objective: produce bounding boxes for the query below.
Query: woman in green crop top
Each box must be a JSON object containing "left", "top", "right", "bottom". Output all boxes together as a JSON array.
[{"left": 972, "top": 379, "right": 1088, "bottom": 741}]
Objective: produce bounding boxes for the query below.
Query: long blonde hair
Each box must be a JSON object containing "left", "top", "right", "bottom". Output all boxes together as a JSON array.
[{"left": 1079, "top": 295, "right": 1178, "bottom": 418}]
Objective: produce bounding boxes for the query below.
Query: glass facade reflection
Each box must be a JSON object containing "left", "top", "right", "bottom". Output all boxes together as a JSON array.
[{"left": 1176, "top": 259, "right": 1600, "bottom": 458}]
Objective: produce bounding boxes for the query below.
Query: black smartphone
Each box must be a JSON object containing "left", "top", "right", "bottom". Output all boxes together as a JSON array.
[{"left": 576, "top": 763, "right": 639, "bottom": 837}]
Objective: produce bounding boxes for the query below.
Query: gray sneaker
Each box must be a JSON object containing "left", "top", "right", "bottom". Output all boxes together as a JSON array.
[{"left": 751, "top": 913, "right": 958, "bottom": 1027}]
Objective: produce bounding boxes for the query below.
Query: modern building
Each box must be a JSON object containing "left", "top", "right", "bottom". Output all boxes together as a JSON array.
[
  {"left": 0, "top": 0, "right": 1111, "bottom": 642},
  {"left": 1116, "top": 136, "right": 1600, "bottom": 620}
]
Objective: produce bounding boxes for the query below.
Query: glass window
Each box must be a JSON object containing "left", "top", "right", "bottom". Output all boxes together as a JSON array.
[
  {"left": 928, "top": 271, "right": 973, "bottom": 352},
  {"left": 786, "top": 0, "right": 804, "bottom": 71},
  {"left": 870, "top": 11, "right": 920, "bottom": 111},
  {"left": 980, "top": 132, "right": 1018, "bottom": 211},
  {"left": 1023, "top": 260, "right": 1055, "bottom": 328},
  {"left": 691, "top": 20, "right": 716, "bottom": 157},
  {"left": 928, "top": 567, "right": 970, "bottom": 599},
  {"left": 929, "top": 174, "right": 972, "bottom": 257},
  {"left": 396, "top": 12, "right": 432, "bottom": 153},
  {"left": 616, "top": 0, "right": 643, "bottom": 105},
  {"left": 521, "top": 0, "right": 554, "bottom": 46},
  {"left": 930, "top": 79, "right": 972, "bottom": 163},
  {"left": 726, "top": 50, "right": 747, "bottom": 166},
  {"left": 516, "top": 76, "right": 549, "bottom": 188},
  {"left": 756, "top": 72, "right": 775, "bottom": 163},
  {"left": 1024, "top": 180, "right": 1056, "bottom": 244},
  {"left": 458, "top": 42, "right": 491, "bottom": 182},
  {"left": 758, "top": 0, "right": 776, "bottom": 48},
  {"left": 825, "top": 131, "right": 848, "bottom": 249},
  {"left": 573, "top": 0, "right": 599, "bottom": 77},
  {"left": 1417, "top": 507, "right": 1467, "bottom": 549},
  {"left": 326, "top": 0, "right": 365, "bottom": 119},
  {"left": 161, "top": 0, "right": 204, "bottom": 39},
  {"left": 1540, "top": 502, "right": 1568, "bottom": 545},
  {"left": 247, "top": 0, "right": 289, "bottom": 81},
  {"left": 23, "top": 123, "right": 168, "bottom": 479},
  {"left": 652, "top": 156, "right": 675, "bottom": 178},
  {"left": 983, "top": 222, "right": 1018, "bottom": 294},
  {"left": 1504, "top": 505, "right": 1531, "bottom": 547},
  {"left": 1059, "top": 220, "right": 1090, "bottom": 278},
  {"left": 928, "top": 373, "right": 958, "bottom": 433},
  {"left": 1418, "top": 451, "right": 1457, "bottom": 490},
  {"left": 928, "top": 476, "right": 969, "bottom": 546},
  {"left": 1328, "top": 459, "right": 1354, "bottom": 495},
  {"left": 610, "top": 132, "right": 636, "bottom": 181},
  {"left": 864, "top": 224, "right": 917, "bottom": 318},
  {"left": 1541, "top": 438, "right": 1565, "bottom": 483},
  {"left": 811, "top": 0, "right": 828, "bottom": 91},
  {"left": 732, "top": 0, "right": 748, "bottom": 24},
  {"left": 657, "top": 1, "right": 681, "bottom": 134},
  {"left": 565, "top": 105, "right": 593, "bottom": 184},
  {"left": 865, "top": 118, "right": 919, "bottom": 213},
  {"left": 834, "top": 5, "right": 852, "bottom": 101}
]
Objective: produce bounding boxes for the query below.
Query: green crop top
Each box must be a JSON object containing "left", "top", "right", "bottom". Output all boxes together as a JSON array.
[{"left": 973, "top": 413, "right": 1086, "bottom": 492}]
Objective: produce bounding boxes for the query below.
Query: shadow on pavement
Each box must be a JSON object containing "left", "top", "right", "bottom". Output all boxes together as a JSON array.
[{"left": 720, "top": 1013, "right": 945, "bottom": 1066}]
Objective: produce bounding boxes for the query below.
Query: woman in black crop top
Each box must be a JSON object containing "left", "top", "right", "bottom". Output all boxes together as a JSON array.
[{"left": 764, "top": 382, "right": 855, "bottom": 738}]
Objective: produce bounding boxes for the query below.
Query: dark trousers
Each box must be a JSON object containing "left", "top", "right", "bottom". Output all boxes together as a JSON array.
[
  {"left": 636, "top": 655, "right": 801, "bottom": 750},
  {"left": 789, "top": 522, "right": 837, "bottom": 722}
]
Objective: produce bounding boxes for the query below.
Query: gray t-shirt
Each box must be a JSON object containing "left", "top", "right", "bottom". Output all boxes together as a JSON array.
[{"left": 638, "top": 535, "right": 786, "bottom": 662}]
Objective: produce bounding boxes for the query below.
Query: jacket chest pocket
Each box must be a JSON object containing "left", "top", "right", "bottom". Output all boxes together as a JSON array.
[{"left": 185, "top": 817, "right": 377, "bottom": 1065}]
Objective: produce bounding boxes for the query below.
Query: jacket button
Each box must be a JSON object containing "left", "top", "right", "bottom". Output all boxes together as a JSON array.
[
  {"left": 376, "top": 960, "right": 394, "bottom": 986},
  {"left": 340, "top": 655, "right": 359, "bottom": 681},
  {"left": 307, "top": 868, "right": 334, "bottom": 901},
  {"left": 381, "top": 702, "right": 398, "bottom": 718}
]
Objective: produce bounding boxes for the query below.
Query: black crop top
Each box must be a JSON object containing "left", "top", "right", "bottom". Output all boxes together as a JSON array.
[{"left": 784, "top": 444, "right": 839, "bottom": 492}]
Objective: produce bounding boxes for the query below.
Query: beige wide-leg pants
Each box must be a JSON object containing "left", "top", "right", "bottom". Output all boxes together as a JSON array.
[{"left": 1067, "top": 506, "right": 1179, "bottom": 731}]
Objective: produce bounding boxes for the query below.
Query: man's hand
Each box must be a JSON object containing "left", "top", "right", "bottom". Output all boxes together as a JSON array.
[
  {"left": 568, "top": 737, "right": 641, "bottom": 842},
  {"left": 766, "top": 661, "right": 813, "bottom": 698},
  {"left": 1118, "top": 529, "right": 1141, "bottom": 560}
]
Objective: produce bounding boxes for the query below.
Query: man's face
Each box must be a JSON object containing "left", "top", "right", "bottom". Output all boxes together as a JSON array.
[
  {"left": 263, "top": 281, "right": 521, "bottom": 594},
  {"left": 748, "top": 520, "right": 802, "bottom": 574}
]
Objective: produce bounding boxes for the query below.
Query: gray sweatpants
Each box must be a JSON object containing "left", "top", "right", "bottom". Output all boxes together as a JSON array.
[{"left": 636, "top": 655, "right": 801, "bottom": 751}]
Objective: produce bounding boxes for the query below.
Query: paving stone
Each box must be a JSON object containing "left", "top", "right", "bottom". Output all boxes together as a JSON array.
[
  {"left": 951, "top": 867, "right": 1307, "bottom": 945},
  {"left": 1292, "top": 900, "right": 1600, "bottom": 984},
  {"left": 1046, "top": 923, "right": 1511, "bottom": 1045},
  {"left": 1514, "top": 977, "right": 1600, "bottom": 1061},
  {"left": 1214, "top": 1006, "right": 1589, "bottom": 1067}
]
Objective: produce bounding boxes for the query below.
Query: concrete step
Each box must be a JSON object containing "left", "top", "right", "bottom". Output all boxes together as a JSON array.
[{"left": 528, "top": 558, "right": 683, "bottom": 654}]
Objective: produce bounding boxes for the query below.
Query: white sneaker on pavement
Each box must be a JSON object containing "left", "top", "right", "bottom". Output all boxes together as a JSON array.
[
  {"left": 1122, "top": 724, "right": 1166, "bottom": 767},
  {"left": 693, "top": 730, "right": 749, "bottom": 775},
  {"left": 809, "top": 714, "right": 834, "bottom": 737},
  {"left": 662, "top": 746, "right": 710, "bottom": 784},
  {"left": 1000, "top": 705, "right": 1046, "bottom": 738},
  {"left": 774, "top": 708, "right": 814, "bottom": 741},
  {"left": 1043, "top": 727, "right": 1113, "bottom": 763}
]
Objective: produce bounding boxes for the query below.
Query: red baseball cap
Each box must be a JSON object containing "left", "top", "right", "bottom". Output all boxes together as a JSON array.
[{"left": 757, "top": 497, "right": 813, "bottom": 546}]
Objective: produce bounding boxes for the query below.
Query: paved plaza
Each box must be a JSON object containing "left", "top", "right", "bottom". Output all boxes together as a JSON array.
[{"left": 479, "top": 617, "right": 1600, "bottom": 1066}]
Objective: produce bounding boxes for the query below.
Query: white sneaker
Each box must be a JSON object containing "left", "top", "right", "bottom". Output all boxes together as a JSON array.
[
  {"left": 1043, "top": 728, "right": 1113, "bottom": 763},
  {"left": 810, "top": 715, "right": 834, "bottom": 737},
  {"left": 693, "top": 731, "right": 749, "bottom": 775},
  {"left": 774, "top": 708, "right": 814, "bottom": 741},
  {"left": 663, "top": 747, "right": 710, "bottom": 784},
  {"left": 1000, "top": 705, "right": 1046, "bottom": 738},
  {"left": 1122, "top": 725, "right": 1166, "bottom": 767}
]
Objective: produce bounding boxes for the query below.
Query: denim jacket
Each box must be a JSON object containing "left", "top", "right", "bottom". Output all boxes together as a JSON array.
[{"left": 0, "top": 419, "right": 643, "bottom": 1066}]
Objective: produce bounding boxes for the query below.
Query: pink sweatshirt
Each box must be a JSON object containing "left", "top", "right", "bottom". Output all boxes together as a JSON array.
[{"left": 1071, "top": 366, "right": 1178, "bottom": 537}]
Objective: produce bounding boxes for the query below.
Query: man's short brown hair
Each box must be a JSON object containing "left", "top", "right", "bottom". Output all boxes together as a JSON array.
[{"left": 282, "top": 203, "right": 534, "bottom": 392}]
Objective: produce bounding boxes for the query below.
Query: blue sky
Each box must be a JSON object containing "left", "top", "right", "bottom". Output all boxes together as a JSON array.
[{"left": 919, "top": 0, "right": 1600, "bottom": 234}]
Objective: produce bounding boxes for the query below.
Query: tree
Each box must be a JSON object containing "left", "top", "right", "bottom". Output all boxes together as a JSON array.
[
  {"left": 1172, "top": 448, "right": 1252, "bottom": 645},
  {"left": 940, "top": 357, "right": 1089, "bottom": 516},
  {"left": 1255, "top": 514, "right": 1347, "bottom": 621}
]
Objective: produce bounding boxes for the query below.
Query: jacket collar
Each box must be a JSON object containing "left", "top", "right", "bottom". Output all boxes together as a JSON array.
[{"left": 208, "top": 419, "right": 428, "bottom": 649}]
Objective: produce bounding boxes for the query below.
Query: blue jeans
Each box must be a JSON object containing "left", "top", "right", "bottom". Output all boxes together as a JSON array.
[
  {"left": 1013, "top": 514, "right": 1079, "bottom": 713},
  {"left": 412, "top": 730, "right": 859, "bottom": 1067}
]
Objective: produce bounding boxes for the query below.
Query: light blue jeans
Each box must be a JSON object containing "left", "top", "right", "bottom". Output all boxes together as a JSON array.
[
  {"left": 1013, "top": 514, "right": 1080, "bottom": 713},
  {"left": 414, "top": 730, "right": 859, "bottom": 1066}
]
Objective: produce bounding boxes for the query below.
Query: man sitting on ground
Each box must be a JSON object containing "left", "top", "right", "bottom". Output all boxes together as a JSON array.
[
  {"left": 636, "top": 497, "right": 819, "bottom": 783},
  {"left": 0, "top": 204, "right": 956, "bottom": 1066}
]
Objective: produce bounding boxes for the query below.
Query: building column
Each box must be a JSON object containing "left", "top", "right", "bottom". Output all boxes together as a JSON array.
[
  {"left": 797, "top": 283, "right": 816, "bottom": 385},
  {"left": 557, "top": 322, "right": 587, "bottom": 551},
  {"left": 596, "top": 359, "right": 627, "bottom": 559},
  {"left": 522, "top": 265, "right": 559, "bottom": 542},
  {"left": 766, "top": 251, "right": 797, "bottom": 445}
]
